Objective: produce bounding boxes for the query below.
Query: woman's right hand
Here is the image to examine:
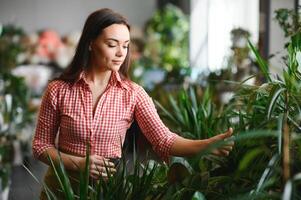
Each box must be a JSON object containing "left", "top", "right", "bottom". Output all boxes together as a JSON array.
[{"left": 78, "top": 155, "right": 116, "bottom": 180}]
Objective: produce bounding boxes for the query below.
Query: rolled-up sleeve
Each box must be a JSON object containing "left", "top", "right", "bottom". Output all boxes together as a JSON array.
[
  {"left": 134, "top": 86, "right": 177, "bottom": 162},
  {"left": 32, "top": 81, "right": 60, "bottom": 159}
]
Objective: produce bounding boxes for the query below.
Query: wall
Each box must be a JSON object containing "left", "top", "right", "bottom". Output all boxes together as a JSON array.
[
  {"left": 269, "top": 0, "right": 295, "bottom": 74},
  {"left": 190, "top": 0, "right": 259, "bottom": 74},
  {"left": 0, "top": 0, "right": 156, "bottom": 35}
]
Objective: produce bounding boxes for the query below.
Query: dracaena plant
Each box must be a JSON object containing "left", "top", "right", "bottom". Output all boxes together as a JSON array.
[
  {"left": 215, "top": 33, "right": 301, "bottom": 199},
  {"left": 211, "top": 33, "right": 301, "bottom": 199},
  {"left": 153, "top": 31, "right": 301, "bottom": 199},
  {"left": 155, "top": 86, "right": 230, "bottom": 140},
  {"left": 154, "top": 85, "right": 279, "bottom": 198},
  {"left": 24, "top": 143, "right": 172, "bottom": 200}
]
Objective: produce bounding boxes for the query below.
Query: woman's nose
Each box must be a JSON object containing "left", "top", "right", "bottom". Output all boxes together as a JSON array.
[{"left": 116, "top": 46, "right": 124, "bottom": 57}]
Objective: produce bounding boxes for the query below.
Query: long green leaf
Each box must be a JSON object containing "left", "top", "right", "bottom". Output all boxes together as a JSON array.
[
  {"left": 248, "top": 40, "right": 271, "bottom": 82},
  {"left": 79, "top": 144, "right": 90, "bottom": 200},
  {"left": 48, "top": 153, "right": 74, "bottom": 200},
  {"left": 238, "top": 148, "right": 265, "bottom": 171},
  {"left": 267, "top": 87, "right": 286, "bottom": 120},
  {"left": 255, "top": 154, "right": 280, "bottom": 193},
  {"left": 155, "top": 100, "right": 179, "bottom": 124},
  {"left": 23, "top": 164, "right": 58, "bottom": 200},
  {"left": 277, "top": 114, "right": 284, "bottom": 155}
]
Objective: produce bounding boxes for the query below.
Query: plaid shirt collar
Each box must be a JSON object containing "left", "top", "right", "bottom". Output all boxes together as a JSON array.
[{"left": 74, "top": 70, "right": 130, "bottom": 91}]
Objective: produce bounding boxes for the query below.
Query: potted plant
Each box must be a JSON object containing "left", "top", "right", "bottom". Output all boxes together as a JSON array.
[
  {"left": 0, "top": 72, "right": 33, "bottom": 199},
  {"left": 130, "top": 4, "right": 190, "bottom": 91}
]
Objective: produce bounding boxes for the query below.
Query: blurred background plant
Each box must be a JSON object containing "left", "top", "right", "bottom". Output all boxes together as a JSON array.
[
  {"left": 130, "top": 3, "right": 190, "bottom": 91},
  {"left": 0, "top": 24, "right": 25, "bottom": 73},
  {"left": 274, "top": 7, "right": 301, "bottom": 38},
  {"left": 0, "top": 72, "right": 34, "bottom": 198},
  {"left": 0, "top": 23, "right": 81, "bottom": 97}
]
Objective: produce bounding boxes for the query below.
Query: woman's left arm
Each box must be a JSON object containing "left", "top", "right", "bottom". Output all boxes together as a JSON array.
[
  {"left": 170, "top": 128, "right": 234, "bottom": 157},
  {"left": 134, "top": 86, "right": 234, "bottom": 160}
]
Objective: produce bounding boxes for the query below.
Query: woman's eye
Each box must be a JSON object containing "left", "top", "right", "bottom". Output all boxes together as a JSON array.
[
  {"left": 107, "top": 43, "right": 116, "bottom": 48},
  {"left": 123, "top": 46, "right": 129, "bottom": 49}
]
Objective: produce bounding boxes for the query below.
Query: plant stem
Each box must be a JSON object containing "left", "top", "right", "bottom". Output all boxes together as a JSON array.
[
  {"left": 282, "top": 92, "right": 290, "bottom": 183},
  {"left": 283, "top": 121, "right": 290, "bottom": 182}
]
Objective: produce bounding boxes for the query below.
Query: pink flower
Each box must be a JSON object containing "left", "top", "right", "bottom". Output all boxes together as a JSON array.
[{"left": 36, "top": 30, "right": 64, "bottom": 60}]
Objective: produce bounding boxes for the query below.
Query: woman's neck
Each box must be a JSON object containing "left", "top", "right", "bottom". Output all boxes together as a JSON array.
[{"left": 85, "top": 67, "right": 112, "bottom": 86}]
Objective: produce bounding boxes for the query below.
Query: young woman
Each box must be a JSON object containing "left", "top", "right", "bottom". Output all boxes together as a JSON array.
[{"left": 32, "top": 8, "right": 234, "bottom": 199}]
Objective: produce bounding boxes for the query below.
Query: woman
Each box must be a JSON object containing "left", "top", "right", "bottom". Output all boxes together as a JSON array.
[{"left": 32, "top": 8, "right": 234, "bottom": 199}]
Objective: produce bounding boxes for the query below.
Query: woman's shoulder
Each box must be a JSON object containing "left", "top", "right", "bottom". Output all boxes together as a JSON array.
[
  {"left": 46, "top": 79, "right": 72, "bottom": 93},
  {"left": 122, "top": 80, "right": 152, "bottom": 104},
  {"left": 122, "top": 79, "right": 145, "bottom": 93}
]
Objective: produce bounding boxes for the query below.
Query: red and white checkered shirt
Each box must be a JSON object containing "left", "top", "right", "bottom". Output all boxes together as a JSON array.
[{"left": 32, "top": 71, "right": 177, "bottom": 161}]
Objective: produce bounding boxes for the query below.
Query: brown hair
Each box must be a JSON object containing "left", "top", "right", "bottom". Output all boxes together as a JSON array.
[{"left": 58, "top": 8, "right": 131, "bottom": 82}]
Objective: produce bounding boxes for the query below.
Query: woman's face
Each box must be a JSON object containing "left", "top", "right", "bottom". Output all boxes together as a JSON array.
[{"left": 90, "top": 24, "right": 130, "bottom": 72}]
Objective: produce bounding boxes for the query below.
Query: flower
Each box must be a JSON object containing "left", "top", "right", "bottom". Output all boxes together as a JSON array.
[
  {"left": 18, "top": 30, "right": 80, "bottom": 68},
  {"left": 54, "top": 31, "right": 80, "bottom": 68},
  {"left": 12, "top": 65, "right": 53, "bottom": 95},
  {"left": 36, "top": 30, "right": 64, "bottom": 61}
]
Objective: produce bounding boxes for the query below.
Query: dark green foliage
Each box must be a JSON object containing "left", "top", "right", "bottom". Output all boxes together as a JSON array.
[{"left": 0, "top": 24, "right": 25, "bottom": 72}]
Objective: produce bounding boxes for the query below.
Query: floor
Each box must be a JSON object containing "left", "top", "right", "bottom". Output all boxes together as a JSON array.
[{"left": 8, "top": 157, "right": 47, "bottom": 200}]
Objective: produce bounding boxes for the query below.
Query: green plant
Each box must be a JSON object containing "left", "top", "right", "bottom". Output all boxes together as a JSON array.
[
  {"left": 153, "top": 31, "right": 301, "bottom": 199},
  {"left": 145, "top": 3, "right": 189, "bottom": 71},
  {"left": 0, "top": 139, "right": 12, "bottom": 190},
  {"left": 274, "top": 8, "right": 301, "bottom": 38},
  {"left": 23, "top": 17, "right": 301, "bottom": 200},
  {"left": 0, "top": 72, "right": 33, "bottom": 136},
  {"left": 25, "top": 143, "right": 171, "bottom": 200},
  {"left": 0, "top": 72, "right": 33, "bottom": 193},
  {"left": 0, "top": 24, "right": 25, "bottom": 73},
  {"left": 143, "top": 4, "right": 190, "bottom": 82},
  {"left": 155, "top": 86, "right": 230, "bottom": 140}
]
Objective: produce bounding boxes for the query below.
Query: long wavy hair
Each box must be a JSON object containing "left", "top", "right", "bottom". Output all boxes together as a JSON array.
[{"left": 58, "top": 8, "right": 131, "bottom": 82}]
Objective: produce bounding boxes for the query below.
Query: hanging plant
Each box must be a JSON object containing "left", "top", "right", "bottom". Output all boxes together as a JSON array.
[{"left": 144, "top": 4, "right": 190, "bottom": 81}]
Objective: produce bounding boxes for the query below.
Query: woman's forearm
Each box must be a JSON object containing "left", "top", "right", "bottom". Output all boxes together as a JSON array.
[
  {"left": 170, "top": 128, "right": 234, "bottom": 157},
  {"left": 170, "top": 136, "right": 210, "bottom": 157},
  {"left": 38, "top": 147, "right": 84, "bottom": 172}
]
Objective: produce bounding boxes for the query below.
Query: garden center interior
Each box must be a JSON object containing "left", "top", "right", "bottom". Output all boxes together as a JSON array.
[{"left": 1, "top": 0, "right": 301, "bottom": 199}]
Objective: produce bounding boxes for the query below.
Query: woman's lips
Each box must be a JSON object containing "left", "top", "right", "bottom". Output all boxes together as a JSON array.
[{"left": 112, "top": 60, "right": 123, "bottom": 64}]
